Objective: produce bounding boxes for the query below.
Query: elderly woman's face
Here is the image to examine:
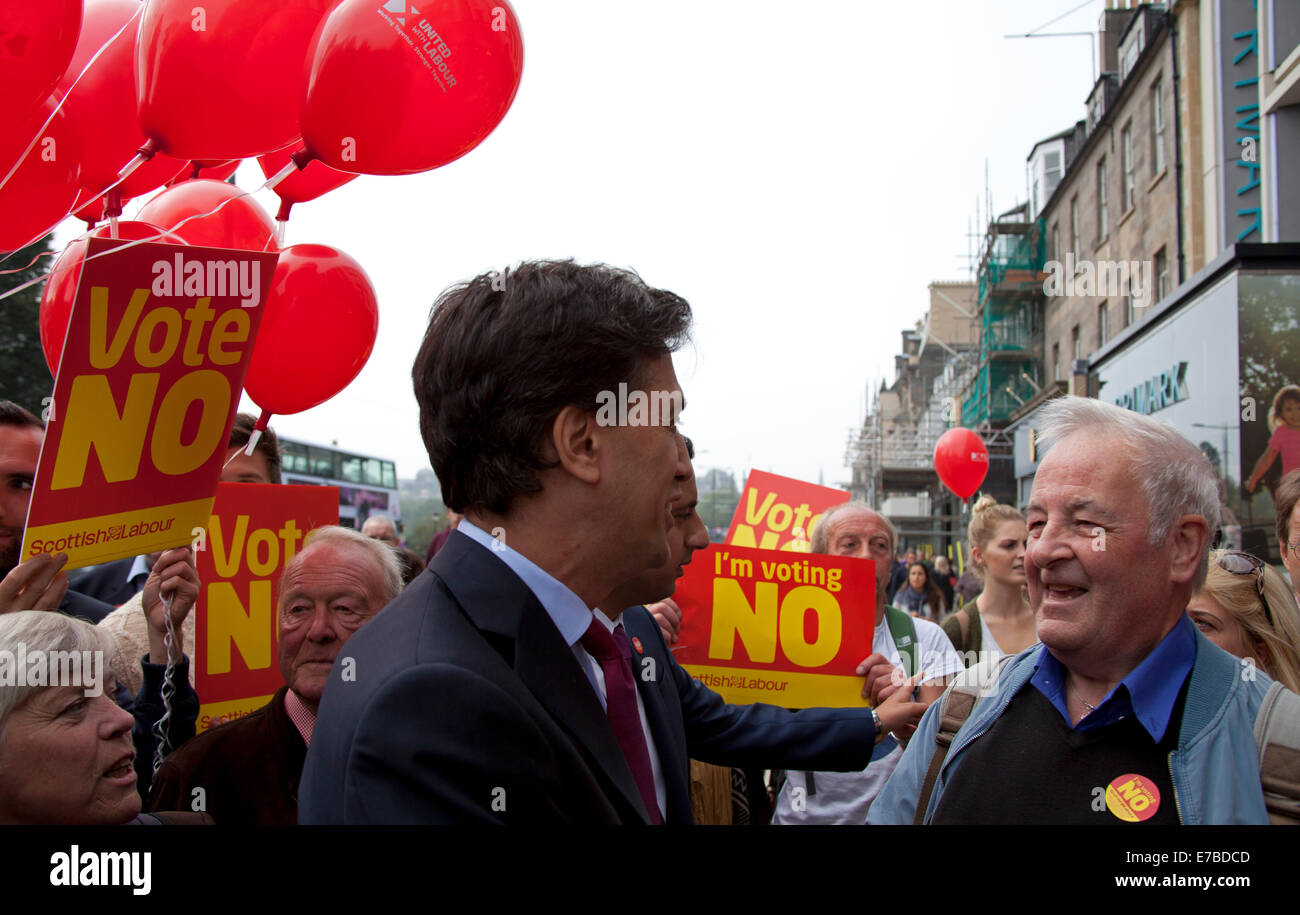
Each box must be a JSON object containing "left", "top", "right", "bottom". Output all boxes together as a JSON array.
[{"left": 0, "top": 681, "right": 140, "bottom": 825}]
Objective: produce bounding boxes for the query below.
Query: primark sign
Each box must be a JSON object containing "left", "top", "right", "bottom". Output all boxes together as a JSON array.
[{"left": 1115, "top": 362, "right": 1189, "bottom": 415}]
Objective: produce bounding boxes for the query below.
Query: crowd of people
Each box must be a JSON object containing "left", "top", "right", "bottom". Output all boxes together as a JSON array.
[{"left": 2, "top": 259, "right": 1300, "bottom": 825}]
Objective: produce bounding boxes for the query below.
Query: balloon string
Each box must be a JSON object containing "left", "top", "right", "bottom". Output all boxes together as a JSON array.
[
  {"left": 0, "top": 5, "right": 144, "bottom": 198},
  {"left": 0, "top": 176, "right": 283, "bottom": 304},
  {"left": 0, "top": 250, "right": 58, "bottom": 276}
]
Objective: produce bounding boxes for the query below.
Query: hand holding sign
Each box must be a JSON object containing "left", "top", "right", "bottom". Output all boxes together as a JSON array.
[
  {"left": 856, "top": 651, "right": 901, "bottom": 705},
  {"left": 0, "top": 553, "right": 70, "bottom": 614},
  {"left": 141, "top": 546, "right": 199, "bottom": 664}
]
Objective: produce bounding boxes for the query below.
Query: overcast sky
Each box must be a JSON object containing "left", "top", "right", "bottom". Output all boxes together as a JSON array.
[{"left": 56, "top": 0, "right": 1103, "bottom": 491}]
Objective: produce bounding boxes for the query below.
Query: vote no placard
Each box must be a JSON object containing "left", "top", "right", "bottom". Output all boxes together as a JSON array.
[
  {"left": 726, "top": 470, "right": 849, "bottom": 553},
  {"left": 22, "top": 238, "right": 276, "bottom": 570},
  {"left": 672, "top": 544, "right": 874, "bottom": 707},
  {"left": 195, "top": 483, "right": 338, "bottom": 730}
]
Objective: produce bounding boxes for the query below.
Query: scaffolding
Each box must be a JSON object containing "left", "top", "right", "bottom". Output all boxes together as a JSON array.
[{"left": 961, "top": 206, "right": 1046, "bottom": 429}]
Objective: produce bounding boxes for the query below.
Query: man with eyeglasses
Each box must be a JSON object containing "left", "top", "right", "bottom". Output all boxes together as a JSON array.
[{"left": 872, "top": 395, "right": 1298, "bottom": 824}]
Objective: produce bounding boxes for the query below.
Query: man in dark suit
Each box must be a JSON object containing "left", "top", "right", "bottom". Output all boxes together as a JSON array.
[{"left": 299, "top": 262, "right": 922, "bottom": 824}]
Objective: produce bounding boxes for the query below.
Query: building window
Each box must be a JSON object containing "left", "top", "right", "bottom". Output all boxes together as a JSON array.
[
  {"left": 1071, "top": 325, "right": 1081, "bottom": 362},
  {"left": 1124, "top": 293, "right": 1135, "bottom": 327},
  {"left": 1071, "top": 197, "right": 1080, "bottom": 260},
  {"left": 1121, "top": 122, "right": 1135, "bottom": 212},
  {"left": 1098, "top": 300, "right": 1109, "bottom": 345},
  {"left": 1051, "top": 222, "right": 1059, "bottom": 261},
  {"left": 1155, "top": 247, "right": 1169, "bottom": 301},
  {"left": 1052, "top": 342, "right": 1061, "bottom": 381},
  {"left": 1152, "top": 79, "right": 1166, "bottom": 174},
  {"left": 1097, "top": 158, "right": 1108, "bottom": 240}
]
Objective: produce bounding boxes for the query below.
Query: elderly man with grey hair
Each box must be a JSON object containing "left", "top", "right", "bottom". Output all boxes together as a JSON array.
[
  {"left": 871, "top": 395, "right": 1292, "bottom": 824},
  {"left": 147, "top": 526, "right": 401, "bottom": 824}
]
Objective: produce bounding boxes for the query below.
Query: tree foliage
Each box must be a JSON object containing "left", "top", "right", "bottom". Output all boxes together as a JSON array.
[{"left": 0, "top": 236, "right": 55, "bottom": 416}]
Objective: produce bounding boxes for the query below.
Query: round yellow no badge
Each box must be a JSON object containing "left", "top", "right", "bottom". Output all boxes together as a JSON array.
[{"left": 1105, "top": 773, "right": 1160, "bottom": 822}]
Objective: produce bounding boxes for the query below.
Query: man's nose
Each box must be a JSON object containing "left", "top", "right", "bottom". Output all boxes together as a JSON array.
[
  {"left": 1026, "top": 521, "right": 1072, "bottom": 569},
  {"left": 305, "top": 605, "right": 337, "bottom": 642}
]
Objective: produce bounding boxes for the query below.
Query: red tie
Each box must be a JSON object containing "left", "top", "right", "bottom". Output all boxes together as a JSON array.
[{"left": 580, "top": 618, "right": 661, "bottom": 824}]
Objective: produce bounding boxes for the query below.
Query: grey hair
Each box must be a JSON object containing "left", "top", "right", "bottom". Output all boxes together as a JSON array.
[
  {"left": 810, "top": 501, "right": 897, "bottom": 556},
  {"left": 283, "top": 525, "right": 404, "bottom": 605},
  {"left": 1035, "top": 396, "right": 1219, "bottom": 588},
  {"left": 0, "top": 611, "right": 120, "bottom": 739}
]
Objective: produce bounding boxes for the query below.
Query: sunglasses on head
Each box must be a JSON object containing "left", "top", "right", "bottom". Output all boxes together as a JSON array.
[{"left": 1217, "top": 551, "right": 1275, "bottom": 627}]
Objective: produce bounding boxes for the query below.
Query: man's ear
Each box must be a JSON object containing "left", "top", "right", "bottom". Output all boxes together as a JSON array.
[
  {"left": 550, "top": 404, "right": 601, "bottom": 484},
  {"left": 1168, "top": 514, "right": 1211, "bottom": 584}
]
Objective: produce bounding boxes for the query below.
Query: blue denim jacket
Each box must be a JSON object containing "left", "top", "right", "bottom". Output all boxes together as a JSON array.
[{"left": 869, "top": 631, "right": 1273, "bottom": 824}]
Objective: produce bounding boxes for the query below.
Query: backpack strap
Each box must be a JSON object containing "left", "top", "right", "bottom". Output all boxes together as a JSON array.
[
  {"left": 964, "top": 602, "right": 983, "bottom": 657},
  {"left": 913, "top": 653, "right": 1012, "bottom": 824},
  {"left": 885, "top": 605, "right": 918, "bottom": 678},
  {"left": 1254, "top": 681, "right": 1300, "bottom": 825}
]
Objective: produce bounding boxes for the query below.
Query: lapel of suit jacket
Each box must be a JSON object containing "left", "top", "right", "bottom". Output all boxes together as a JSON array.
[
  {"left": 622, "top": 606, "right": 693, "bottom": 824},
  {"left": 430, "top": 532, "right": 652, "bottom": 823}
]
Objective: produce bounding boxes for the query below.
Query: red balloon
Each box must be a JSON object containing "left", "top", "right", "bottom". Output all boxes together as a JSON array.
[
  {"left": 934, "top": 428, "right": 990, "bottom": 501},
  {"left": 2, "top": 0, "right": 82, "bottom": 117},
  {"left": 258, "top": 140, "right": 355, "bottom": 218},
  {"left": 300, "top": 0, "right": 524, "bottom": 175},
  {"left": 136, "top": 0, "right": 333, "bottom": 160},
  {"left": 192, "top": 160, "right": 241, "bottom": 182},
  {"left": 135, "top": 178, "right": 277, "bottom": 251},
  {"left": 243, "top": 244, "right": 378, "bottom": 416},
  {"left": 39, "top": 221, "right": 186, "bottom": 375},
  {"left": 0, "top": 96, "right": 83, "bottom": 252},
  {"left": 57, "top": 0, "right": 189, "bottom": 201},
  {"left": 71, "top": 187, "right": 111, "bottom": 225}
]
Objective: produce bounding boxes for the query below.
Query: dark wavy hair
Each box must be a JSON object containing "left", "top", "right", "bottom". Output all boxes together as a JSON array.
[
  {"left": 227, "top": 412, "right": 282, "bottom": 484},
  {"left": 413, "top": 260, "right": 692, "bottom": 513}
]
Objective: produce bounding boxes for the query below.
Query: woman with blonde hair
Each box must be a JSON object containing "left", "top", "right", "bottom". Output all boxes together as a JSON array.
[
  {"left": 942, "top": 495, "right": 1036, "bottom": 663},
  {"left": 1187, "top": 550, "right": 1300, "bottom": 693}
]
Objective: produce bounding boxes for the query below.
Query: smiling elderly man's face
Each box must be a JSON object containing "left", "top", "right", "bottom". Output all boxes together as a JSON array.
[{"left": 1025, "top": 431, "right": 1181, "bottom": 675}]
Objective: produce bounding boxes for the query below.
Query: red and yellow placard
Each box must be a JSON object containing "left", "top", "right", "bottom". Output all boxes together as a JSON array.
[
  {"left": 672, "top": 543, "right": 875, "bottom": 707},
  {"left": 194, "top": 482, "right": 338, "bottom": 731},
  {"left": 725, "top": 470, "right": 850, "bottom": 553},
  {"left": 22, "top": 238, "right": 277, "bottom": 570}
]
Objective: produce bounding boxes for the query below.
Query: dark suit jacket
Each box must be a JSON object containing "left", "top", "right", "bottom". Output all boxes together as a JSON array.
[
  {"left": 69, "top": 557, "right": 144, "bottom": 608},
  {"left": 621, "top": 606, "right": 875, "bottom": 824},
  {"left": 59, "top": 588, "right": 114, "bottom": 623},
  {"left": 299, "top": 531, "right": 875, "bottom": 824},
  {"left": 149, "top": 687, "right": 304, "bottom": 825}
]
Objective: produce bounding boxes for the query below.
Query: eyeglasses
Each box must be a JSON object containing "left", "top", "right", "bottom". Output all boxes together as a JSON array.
[
  {"left": 1289, "top": 540, "right": 1300, "bottom": 560},
  {"left": 1217, "top": 551, "right": 1275, "bottom": 628}
]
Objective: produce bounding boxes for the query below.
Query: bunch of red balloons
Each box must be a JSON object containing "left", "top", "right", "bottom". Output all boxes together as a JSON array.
[{"left": 11, "top": 0, "right": 524, "bottom": 425}]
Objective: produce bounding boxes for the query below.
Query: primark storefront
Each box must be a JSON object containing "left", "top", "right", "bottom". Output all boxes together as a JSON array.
[{"left": 1011, "top": 243, "right": 1300, "bottom": 564}]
